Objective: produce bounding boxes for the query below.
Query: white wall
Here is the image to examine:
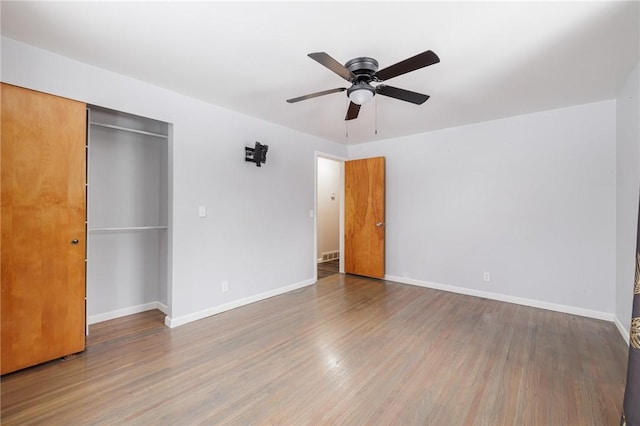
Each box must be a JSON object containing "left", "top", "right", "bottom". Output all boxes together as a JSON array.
[
  {"left": 3, "top": 35, "right": 629, "bottom": 328},
  {"left": 1, "top": 37, "right": 347, "bottom": 325},
  {"left": 316, "top": 157, "right": 341, "bottom": 260},
  {"left": 616, "top": 61, "right": 640, "bottom": 337},
  {"left": 349, "top": 101, "right": 617, "bottom": 315}
]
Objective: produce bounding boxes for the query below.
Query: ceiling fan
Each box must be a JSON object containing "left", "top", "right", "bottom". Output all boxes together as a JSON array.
[{"left": 286, "top": 50, "right": 440, "bottom": 121}]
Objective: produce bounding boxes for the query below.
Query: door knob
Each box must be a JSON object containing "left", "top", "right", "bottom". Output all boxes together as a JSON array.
[
  {"left": 376, "top": 222, "right": 384, "bottom": 227},
  {"left": 71, "top": 239, "right": 79, "bottom": 245}
]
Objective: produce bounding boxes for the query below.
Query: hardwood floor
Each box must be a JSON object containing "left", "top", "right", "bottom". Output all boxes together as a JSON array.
[
  {"left": 1, "top": 275, "right": 628, "bottom": 425},
  {"left": 317, "top": 259, "right": 339, "bottom": 280}
]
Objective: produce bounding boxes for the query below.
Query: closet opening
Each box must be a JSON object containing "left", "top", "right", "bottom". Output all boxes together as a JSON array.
[{"left": 86, "top": 105, "right": 170, "bottom": 332}]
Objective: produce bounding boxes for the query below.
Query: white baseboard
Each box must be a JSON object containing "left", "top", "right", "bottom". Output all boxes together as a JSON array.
[
  {"left": 156, "top": 302, "right": 169, "bottom": 315},
  {"left": 614, "top": 315, "right": 631, "bottom": 346},
  {"left": 165, "top": 278, "right": 316, "bottom": 328},
  {"left": 385, "top": 275, "right": 616, "bottom": 322},
  {"left": 87, "top": 301, "right": 168, "bottom": 325},
  {"left": 317, "top": 258, "right": 340, "bottom": 264},
  {"left": 91, "top": 278, "right": 628, "bottom": 344}
]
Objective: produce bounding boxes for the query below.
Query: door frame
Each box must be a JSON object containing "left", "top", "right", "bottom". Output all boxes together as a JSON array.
[{"left": 314, "top": 151, "right": 347, "bottom": 281}]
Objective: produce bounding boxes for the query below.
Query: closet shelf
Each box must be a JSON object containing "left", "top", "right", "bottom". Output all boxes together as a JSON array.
[
  {"left": 89, "top": 226, "right": 168, "bottom": 233},
  {"left": 89, "top": 122, "right": 168, "bottom": 139}
]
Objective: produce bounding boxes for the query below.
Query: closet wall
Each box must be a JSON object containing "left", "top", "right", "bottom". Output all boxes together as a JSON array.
[{"left": 87, "top": 106, "right": 169, "bottom": 322}]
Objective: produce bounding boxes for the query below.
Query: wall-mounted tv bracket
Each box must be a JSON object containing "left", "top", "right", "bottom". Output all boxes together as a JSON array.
[{"left": 245, "top": 142, "right": 268, "bottom": 167}]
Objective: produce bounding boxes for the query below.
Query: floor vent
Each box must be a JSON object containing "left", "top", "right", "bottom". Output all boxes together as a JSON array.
[{"left": 321, "top": 251, "right": 340, "bottom": 262}]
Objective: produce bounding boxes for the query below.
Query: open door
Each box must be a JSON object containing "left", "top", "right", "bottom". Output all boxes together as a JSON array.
[{"left": 344, "top": 157, "right": 385, "bottom": 279}]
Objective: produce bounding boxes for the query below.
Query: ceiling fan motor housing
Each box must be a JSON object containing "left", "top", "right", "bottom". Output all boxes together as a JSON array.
[
  {"left": 345, "top": 57, "right": 378, "bottom": 102},
  {"left": 344, "top": 57, "right": 379, "bottom": 79}
]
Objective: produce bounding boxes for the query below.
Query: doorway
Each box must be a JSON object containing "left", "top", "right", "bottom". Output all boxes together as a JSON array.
[{"left": 316, "top": 154, "right": 345, "bottom": 280}]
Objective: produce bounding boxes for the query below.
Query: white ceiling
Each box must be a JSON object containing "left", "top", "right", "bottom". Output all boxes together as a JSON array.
[{"left": 1, "top": 1, "right": 638, "bottom": 144}]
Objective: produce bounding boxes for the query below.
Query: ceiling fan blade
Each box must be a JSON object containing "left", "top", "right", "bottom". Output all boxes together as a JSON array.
[
  {"left": 376, "top": 85, "right": 430, "bottom": 105},
  {"left": 308, "top": 52, "right": 355, "bottom": 81},
  {"left": 286, "top": 87, "right": 346, "bottom": 103},
  {"left": 374, "top": 50, "right": 440, "bottom": 82},
  {"left": 345, "top": 102, "right": 361, "bottom": 121}
]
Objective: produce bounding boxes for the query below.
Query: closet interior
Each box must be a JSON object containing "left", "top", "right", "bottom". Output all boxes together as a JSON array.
[{"left": 87, "top": 106, "right": 170, "bottom": 324}]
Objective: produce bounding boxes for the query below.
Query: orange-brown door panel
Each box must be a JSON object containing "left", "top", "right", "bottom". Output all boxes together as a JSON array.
[
  {"left": 1, "top": 83, "right": 86, "bottom": 374},
  {"left": 345, "top": 157, "right": 385, "bottom": 279}
]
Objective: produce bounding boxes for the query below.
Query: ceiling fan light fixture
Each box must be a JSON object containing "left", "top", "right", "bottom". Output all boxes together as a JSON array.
[{"left": 347, "top": 83, "right": 375, "bottom": 105}]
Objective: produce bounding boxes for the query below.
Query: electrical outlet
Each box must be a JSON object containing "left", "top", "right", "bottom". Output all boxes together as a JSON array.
[
  {"left": 483, "top": 272, "right": 490, "bottom": 282},
  {"left": 222, "top": 281, "right": 229, "bottom": 293}
]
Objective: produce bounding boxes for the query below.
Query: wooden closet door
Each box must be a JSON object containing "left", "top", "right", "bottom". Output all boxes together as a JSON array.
[{"left": 1, "top": 84, "right": 87, "bottom": 375}]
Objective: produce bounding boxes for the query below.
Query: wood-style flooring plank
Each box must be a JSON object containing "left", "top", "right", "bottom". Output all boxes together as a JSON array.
[
  {"left": 0, "top": 275, "right": 628, "bottom": 425},
  {"left": 317, "top": 259, "right": 339, "bottom": 280}
]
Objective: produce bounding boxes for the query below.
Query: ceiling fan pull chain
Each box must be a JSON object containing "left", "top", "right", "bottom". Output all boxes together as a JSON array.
[
  {"left": 345, "top": 97, "right": 349, "bottom": 138},
  {"left": 375, "top": 97, "right": 378, "bottom": 135}
]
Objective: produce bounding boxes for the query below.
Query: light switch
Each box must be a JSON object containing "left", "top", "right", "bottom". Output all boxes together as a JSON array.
[
  {"left": 198, "top": 205, "right": 207, "bottom": 218},
  {"left": 309, "top": 209, "right": 314, "bottom": 218}
]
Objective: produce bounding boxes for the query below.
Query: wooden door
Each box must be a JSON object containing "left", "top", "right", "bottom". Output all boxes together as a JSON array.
[
  {"left": 345, "top": 157, "right": 385, "bottom": 279},
  {"left": 1, "top": 84, "right": 87, "bottom": 375}
]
